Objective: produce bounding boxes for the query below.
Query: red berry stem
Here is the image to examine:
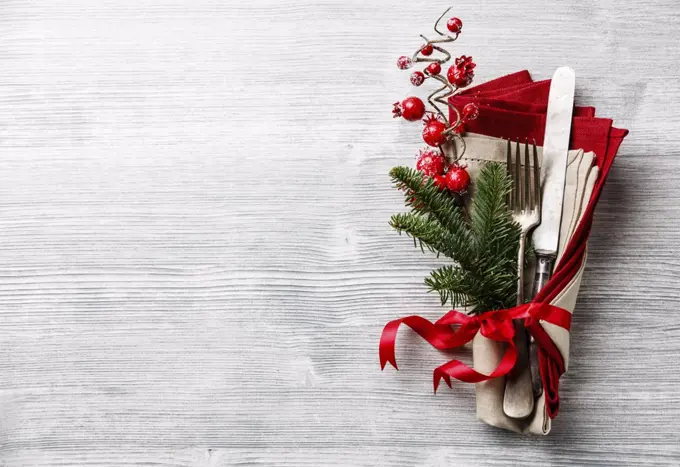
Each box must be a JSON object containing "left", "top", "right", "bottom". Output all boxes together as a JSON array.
[
  {"left": 393, "top": 9, "right": 479, "bottom": 165},
  {"left": 405, "top": 8, "right": 459, "bottom": 67}
]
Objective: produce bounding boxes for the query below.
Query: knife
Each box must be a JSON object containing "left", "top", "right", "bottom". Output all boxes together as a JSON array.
[{"left": 529, "top": 66, "right": 576, "bottom": 396}]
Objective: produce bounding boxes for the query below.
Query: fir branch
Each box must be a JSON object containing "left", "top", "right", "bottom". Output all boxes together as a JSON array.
[
  {"left": 425, "top": 265, "right": 476, "bottom": 308},
  {"left": 389, "top": 166, "right": 473, "bottom": 267},
  {"left": 425, "top": 262, "right": 517, "bottom": 312},
  {"left": 463, "top": 163, "right": 521, "bottom": 310},
  {"left": 389, "top": 161, "right": 522, "bottom": 313},
  {"left": 470, "top": 162, "right": 518, "bottom": 261},
  {"left": 389, "top": 166, "right": 462, "bottom": 231},
  {"left": 389, "top": 212, "right": 461, "bottom": 258}
]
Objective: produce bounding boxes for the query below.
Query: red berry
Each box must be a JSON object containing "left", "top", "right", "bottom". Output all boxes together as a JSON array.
[
  {"left": 416, "top": 150, "right": 446, "bottom": 176},
  {"left": 445, "top": 165, "right": 470, "bottom": 192},
  {"left": 426, "top": 62, "right": 441, "bottom": 75},
  {"left": 433, "top": 174, "right": 447, "bottom": 191},
  {"left": 422, "top": 117, "right": 449, "bottom": 147},
  {"left": 447, "top": 55, "right": 476, "bottom": 88},
  {"left": 447, "top": 17, "right": 463, "bottom": 33},
  {"left": 410, "top": 71, "right": 425, "bottom": 87},
  {"left": 397, "top": 56, "right": 412, "bottom": 70},
  {"left": 448, "top": 68, "right": 472, "bottom": 88},
  {"left": 420, "top": 44, "right": 433, "bottom": 56},
  {"left": 462, "top": 102, "right": 479, "bottom": 120},
  {"left": 393, "top": 97, "right": 425, "bottom": 121}
]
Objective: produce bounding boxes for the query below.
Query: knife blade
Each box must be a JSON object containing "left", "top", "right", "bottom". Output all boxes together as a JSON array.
[
  {"left": 529, "top": 67, "right": 575, "bottom": 397},
  {"left": 532, "top": 67, "right": 575, "bottom": 261}
]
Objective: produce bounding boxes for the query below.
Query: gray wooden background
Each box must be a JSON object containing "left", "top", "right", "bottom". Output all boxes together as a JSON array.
[{"left": 1, "top": 0, "right": 678, "bottom": 465}]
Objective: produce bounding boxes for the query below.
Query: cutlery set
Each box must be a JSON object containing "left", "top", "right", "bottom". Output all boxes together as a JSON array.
[{"left": 502, "top": 67, "right": 576, "bottom": 420}]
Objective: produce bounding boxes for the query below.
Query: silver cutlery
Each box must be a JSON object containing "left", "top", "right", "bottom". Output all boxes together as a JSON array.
[
  {"left": 527, "top": 67, "right": 576, "bottom": 398},
  {"left": 503, "top": 138, "right": 541, "bottom": 419}
]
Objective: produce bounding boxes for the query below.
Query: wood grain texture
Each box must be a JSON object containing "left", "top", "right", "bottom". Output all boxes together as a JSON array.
[{"left": 0, "top": 0, "right": 678, "bottom": 465}]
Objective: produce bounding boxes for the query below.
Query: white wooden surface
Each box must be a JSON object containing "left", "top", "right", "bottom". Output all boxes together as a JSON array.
[{"left": 0, "top": 0, "right": 678, "bottom": 465}]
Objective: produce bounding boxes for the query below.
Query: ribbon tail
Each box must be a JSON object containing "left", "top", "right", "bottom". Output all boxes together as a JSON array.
[
  {"left": 379, "top": 319, "right": 402, "bottom": 370},
  {"left": 433, "top": 369, "right": 451, "bottom": 393},
  {"left": 432, "top": 340, "right": 518, "bottom": 388},
  {"left": 379, "top": 314, "right": 463, "bottom": 370}
]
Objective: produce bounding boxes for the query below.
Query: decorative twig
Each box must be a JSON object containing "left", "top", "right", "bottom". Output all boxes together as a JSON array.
[
  {"left": 393, "top": 9, "right": 477, "bottom": 162},
  {"left": 392, "top": 8, "right": 480, "bottom": 195}
]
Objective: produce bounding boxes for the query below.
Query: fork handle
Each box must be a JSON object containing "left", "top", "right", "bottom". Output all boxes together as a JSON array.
[
  {"left": 516, "top": 232, "right": 527, "bottom": 304},
  {"left": 502, "top": 232, "right": 534, "bottom": 419}
]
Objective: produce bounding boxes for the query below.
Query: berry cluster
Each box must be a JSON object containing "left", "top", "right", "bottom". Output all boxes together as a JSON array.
[
  {"left": 415, "top": 149, "right": 471, "bottom": 194},
  {"left": 391, "top": 9, "right": 478, "bottom": 194}
]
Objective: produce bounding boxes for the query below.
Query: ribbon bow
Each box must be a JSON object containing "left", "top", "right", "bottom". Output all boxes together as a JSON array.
[{"left": 379, "top": 301, "right": 571, "bottom": 414}]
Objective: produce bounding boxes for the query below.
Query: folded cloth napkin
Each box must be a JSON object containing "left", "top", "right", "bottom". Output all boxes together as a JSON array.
[
  {"left": 454, "top": 134, "right": 596, "bottom": 434},
  {"left": 450, "top": 71, "right": 629, "bottom": 434}
]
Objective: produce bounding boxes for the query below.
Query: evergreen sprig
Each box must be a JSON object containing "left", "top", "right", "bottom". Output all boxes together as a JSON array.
[
  {"left": 389, "top": 162, "right": 521, "bottom": 313},
  {"left": 389, "top": 167, "right": 474, "bottom": 269}
]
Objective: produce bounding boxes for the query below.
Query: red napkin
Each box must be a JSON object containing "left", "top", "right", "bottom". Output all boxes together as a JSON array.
[{"left": 449, "top": 72, "right": 628, "bottom": 418}]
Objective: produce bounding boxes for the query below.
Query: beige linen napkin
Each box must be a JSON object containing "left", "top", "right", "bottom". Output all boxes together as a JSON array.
[{"left": 451, "top": 133, "right": 597, "bottom": 434}]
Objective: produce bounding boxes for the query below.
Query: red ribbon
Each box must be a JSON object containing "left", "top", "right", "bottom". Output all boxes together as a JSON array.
[{"left": 379, "top": 301, "right": 571, "bottom": 413}]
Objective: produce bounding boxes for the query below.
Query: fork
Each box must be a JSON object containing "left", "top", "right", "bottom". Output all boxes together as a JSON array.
[{"left": 503, "top": 138, "right": 541, "bottom": 419}]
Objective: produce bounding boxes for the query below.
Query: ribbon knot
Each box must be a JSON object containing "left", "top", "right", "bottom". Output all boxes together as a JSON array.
[
  {"left": 379, "top": 301, "right": 573, "bottom": 415},
  {"left": 478, "top": 312, "right": 515, "bottom": 342}
]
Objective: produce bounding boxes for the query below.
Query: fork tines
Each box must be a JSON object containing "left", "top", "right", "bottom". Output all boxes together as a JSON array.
[{"left": 506, "top": 138, "right": 541, "bottom": 213}]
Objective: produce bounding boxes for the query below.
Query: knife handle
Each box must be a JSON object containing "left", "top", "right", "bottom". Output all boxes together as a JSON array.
[
  {"left": 528, "top": 253, "right": 556, "bottom": 397},
  {"left": 532, "top": 254, "right": 555, "bottom": 297}
]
